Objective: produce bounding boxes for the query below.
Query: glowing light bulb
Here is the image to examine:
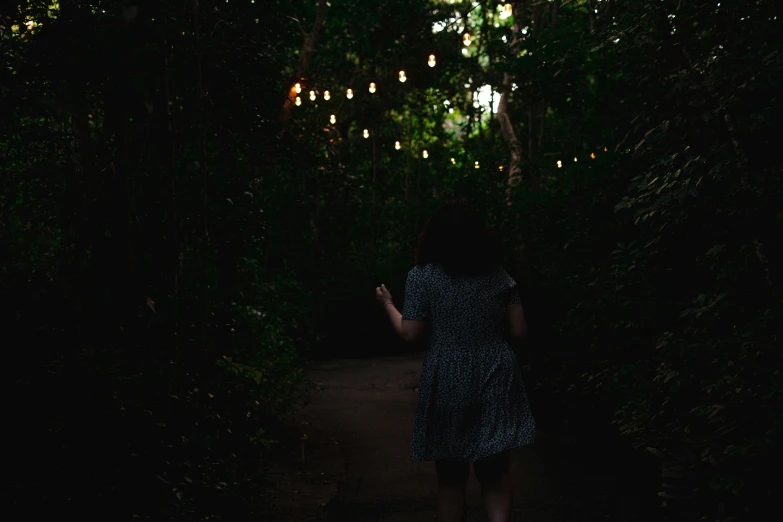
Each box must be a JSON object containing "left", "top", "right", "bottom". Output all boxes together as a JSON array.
[
  {"left": 428, "top": 54, "right": 436, "bottom": 67},
  {"left": 399, "top": 71, "right": 407, "bottom": 83},
  {"left": 324, "top": 90, "right": 331, "bottom": 100},
  {"left": 422, "top": 150, "right": 429, "bottom": 158},
  {"left": 604, "top": 147, "right": 608, "bottom": 152},
  {"left": 346, "top": 88, "right": 354, "bottom": 99},
  {"left": 557, "top": 160, "right": 562, "bottom": 168},
  {"left": 474, "top": 161, "right": 480, "bottom": 169},
  {"left": 295, "top": 96, "right": 301, "bottom": 106},
  {"left": 450, "top": 158, "right": 456, "bottom": 164},
  {"left": 309, "top": 91, "right": 316, "bottom": 101},
  {"left": 294, "top": 83, "right": 302, "bottom": 93},
  {"left": 463, "top": 33, "right": 471, "bottom": 46},
  {"left": 499, "top": 166, "right": 504, "bottom": 172},
  {"left": 574, "top": 157, "right": 578, "bottom": 162},
  {"left": 590, "top": 152, "right": 596, "bottom": 159},
  {"left": 330, "top": 114, "right": 336, "bottom": 124},
  {"left": 369, "top": 82, "right": 376, "bottom": 93},
  {"left": 363, "top": 129, "right": 369, "bottom": 138},
  {"left": 502, "top": 4, "right": 512, "bottom": 17},
  {"left": 395, "top": 141, "right": 401, "bottom": 150}
]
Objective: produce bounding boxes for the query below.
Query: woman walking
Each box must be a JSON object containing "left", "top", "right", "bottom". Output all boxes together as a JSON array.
[{"left": 375, "top": 200, "right": 535, "bottom": 522}]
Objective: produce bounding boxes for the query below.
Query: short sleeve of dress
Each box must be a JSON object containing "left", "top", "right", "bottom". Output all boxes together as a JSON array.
[
  {"left": 500, "top": 268, "right": 521, "bottom": 305},
  {"left": 507, "top": 284, "right": 522, "bottom": 305},
  {"left": 401, "top": 266, "right": 430, "bottom": 321}
]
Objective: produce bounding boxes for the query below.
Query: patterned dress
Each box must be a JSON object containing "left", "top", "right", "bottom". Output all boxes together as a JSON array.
[{"left": 402, "top": 263, "right": 536, "bottom": 462}]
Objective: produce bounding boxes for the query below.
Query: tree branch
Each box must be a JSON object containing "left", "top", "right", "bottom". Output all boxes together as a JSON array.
[{"left": 287, "top": 16, "right": 309, "bottom": 38}]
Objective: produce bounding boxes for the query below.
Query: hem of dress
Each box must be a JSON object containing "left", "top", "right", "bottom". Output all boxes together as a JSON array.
[{"left": 410, "top": 438, "right": 536, "bottom": 463}]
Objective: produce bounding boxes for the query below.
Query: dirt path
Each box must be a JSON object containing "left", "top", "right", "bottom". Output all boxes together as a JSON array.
[{"left": 261, "top": 353, "right": 652, "bottom": 521}]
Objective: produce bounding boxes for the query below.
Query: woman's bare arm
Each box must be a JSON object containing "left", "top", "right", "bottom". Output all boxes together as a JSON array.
[{"left": 507, "top": 303, "right": 528, "bottom": 342}]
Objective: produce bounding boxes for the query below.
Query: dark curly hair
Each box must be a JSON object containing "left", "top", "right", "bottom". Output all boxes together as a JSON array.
[{"left": 415, "top": 199, "right": 503, "bottom": 277}]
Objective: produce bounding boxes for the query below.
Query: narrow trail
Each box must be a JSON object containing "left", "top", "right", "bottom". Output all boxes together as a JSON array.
[{"left": 262, "top": 353, "right": 653, "bottom": 521}]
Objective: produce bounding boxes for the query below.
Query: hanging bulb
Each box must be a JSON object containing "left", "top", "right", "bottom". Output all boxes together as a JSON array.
[
  {"left": 450, "top": 158, "right": 456, "bottom": 164},
  {"left": 590, "top": 152, "right": 596, "bottom": 159},
  {"left": 346, "top": 88, "right": 354, "bottom": 99},
  {"left": 295, "top": 96, "right": 302, "bottom": 106},
  {"left": 557, "top": 160, "right": 563, "bottom": 168},
  {"left": 463, "top": 33, "right": 471, "bottom": 46},
  {"left": 399, "top": 71, "right": 407, "bottom": 83},
  {"left": 422, "top": 150, "right": 429, "bottom": 158},
  {"left": 324, "top": 90, "right": 331, "bottom": 101},
  {"left": 474, "top": 161, "right": 480, "bottom": 169},
  {"left": 499, "top": 166, "right": 504, "bottom": 172},
  {"left": 604, "top": 147, "right": 608, "bottom": 152},
  {"left": 369, "top": 82, "right": 377, "bottom": 94},
  {"left": 330, "top": 114, "right": 336, "bottom": 124},
  {"left": 294, "top": 83, "right": 302, "bottom": 94},
  {"left": 395, "top": 141, "right": 401, "bottom": 150},
  {"left": 428, "top": 54, "right": 436, "bottom": 67},
  {"left": 574, "top": 157, "right": 578, "bottom": 162},
  {"left": 309, "top": 91, "right": 316, "bottom": 101},
  {"left": 363, "top": 129, "right": 369, "bottom": 138}
]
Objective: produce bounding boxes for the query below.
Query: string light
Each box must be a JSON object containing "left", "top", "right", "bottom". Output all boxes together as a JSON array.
[
  {"left": 291, "top": 9, "right": 542, "bottom": 171},
  {"left": 590, "top": 152, "right": 596, "bottom": 159},
  {"left": 557, "top": 160, "right": 562, "bottom": 168}
]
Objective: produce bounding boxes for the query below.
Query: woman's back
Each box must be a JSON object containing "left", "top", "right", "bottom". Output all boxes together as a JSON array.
[{"left": 403, "top": 263, "right": 518, "bottom": 349}]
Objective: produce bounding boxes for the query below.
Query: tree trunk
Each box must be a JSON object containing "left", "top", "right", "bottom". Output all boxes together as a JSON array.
[
  {"left": 279, "top": 0, "right": 328, "bottom": 129},
  {"left": 371, "top": 134, "right": 377, "bottom": 248},
  {"left": 538, "top": 102, "right": 547, "bottom": 148},
  {"left": 497, "top": 1, "right": 524, "bottom": 204}
]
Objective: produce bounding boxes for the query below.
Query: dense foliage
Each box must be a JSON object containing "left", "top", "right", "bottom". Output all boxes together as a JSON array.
[{"left": 2, "top": 1, "right": 780, "bottom": 520}]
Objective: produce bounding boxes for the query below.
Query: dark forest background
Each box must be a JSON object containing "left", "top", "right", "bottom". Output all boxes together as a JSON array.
[{"left": 2, "top": 1, "right": 781, "bottom": 520}]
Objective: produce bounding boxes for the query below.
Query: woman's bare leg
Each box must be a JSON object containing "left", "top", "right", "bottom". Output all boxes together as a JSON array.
[
  {"left": 436, "top": 479, "right": 467, "bottom": 522},
  {"left": 474, "top": 451, "right": 512, "bottom": 522},
  {"left": 479, "top": 471, "right": 512, "bottom": 522},
  {"left": 435, "top": 460, "right": 469, "bottom": 522}
]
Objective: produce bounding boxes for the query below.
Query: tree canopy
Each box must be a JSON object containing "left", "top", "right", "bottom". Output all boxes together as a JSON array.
[{"left": 2, "top": 1, "right": 781, "bottom": 520}]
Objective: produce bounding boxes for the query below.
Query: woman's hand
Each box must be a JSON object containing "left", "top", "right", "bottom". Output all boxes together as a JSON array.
[{"left": 375, "top": 284, "right": 393, "bottom": 306}]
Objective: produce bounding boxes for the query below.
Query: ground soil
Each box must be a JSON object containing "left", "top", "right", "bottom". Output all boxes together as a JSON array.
[{"left": 259, "top": 352, "right": 658, "bottom": 522}]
